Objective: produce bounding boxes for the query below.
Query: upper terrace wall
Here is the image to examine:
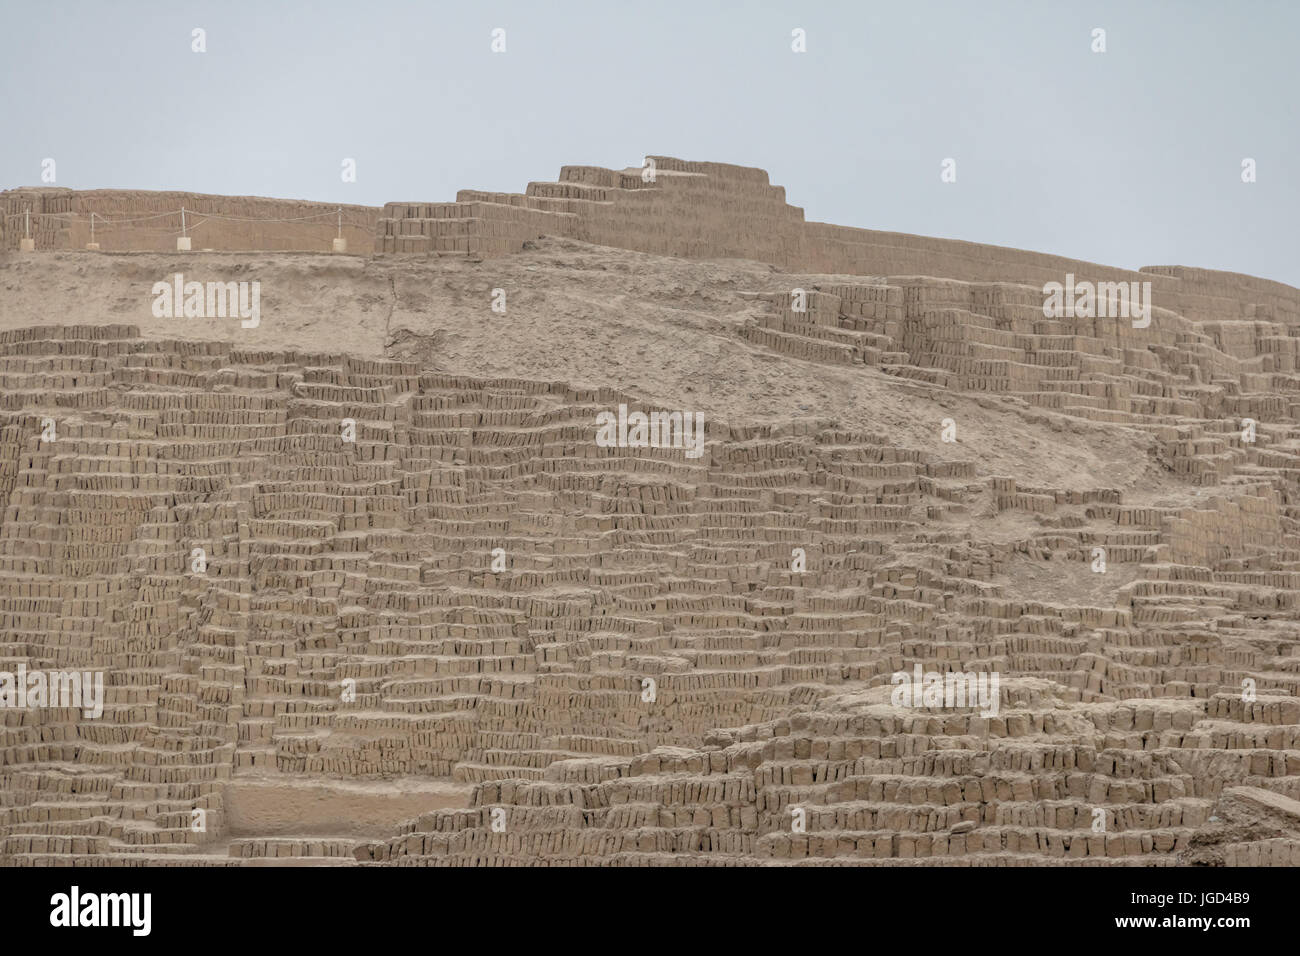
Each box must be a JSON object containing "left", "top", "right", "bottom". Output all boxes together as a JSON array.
[
  {"left": 0, "top": 188, "right": 380, "bottom": 254},
  {"left": 377, "top": 155, "right": 1300, "bottom": 324},
  {"left": 5, "top": 162, "right": 1298, "bottom": 327}
]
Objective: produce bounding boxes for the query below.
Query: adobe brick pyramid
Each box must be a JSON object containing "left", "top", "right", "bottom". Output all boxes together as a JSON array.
[{"left": 2, "top": 157, "right": 1300, "bottom": 866}]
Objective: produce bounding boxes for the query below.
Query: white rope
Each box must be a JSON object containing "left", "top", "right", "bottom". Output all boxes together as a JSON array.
[
  {"left": 4, "top": 207, "right": 367, "bottom": 227},
  {"left": 5, "top": 205, "right": 367, "bottom": 250},
  {"left": 5, "top": 209, "right": 181, "bottom": 225},
  {"left": 198, "top": 209, "right": 342, "bottom": 223}
]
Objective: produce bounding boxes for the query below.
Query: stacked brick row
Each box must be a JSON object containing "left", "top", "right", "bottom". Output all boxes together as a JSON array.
[{"left": 2, "top": 323, "right": 1298, "bottom": 865}]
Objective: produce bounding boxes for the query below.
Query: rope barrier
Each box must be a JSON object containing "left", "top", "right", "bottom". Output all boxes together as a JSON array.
[
  {"left": 197, "top": 210, "right": 343, "bottom": 223},
  {"left": 3, "top": 207, "right": 357, "bottom": 226},
  {"left": 4, "top": 205, "right": 364, "bottom": 250}
]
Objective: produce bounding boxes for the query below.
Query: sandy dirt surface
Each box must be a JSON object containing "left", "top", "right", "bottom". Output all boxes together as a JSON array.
[{"left": 0, "top": 241, "right": 1156, "bottom": 496}]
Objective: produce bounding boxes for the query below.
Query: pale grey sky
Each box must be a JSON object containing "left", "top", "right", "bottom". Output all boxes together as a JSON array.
[{"left": 2, "top": 0, "right": 1296, "bottom": 285}]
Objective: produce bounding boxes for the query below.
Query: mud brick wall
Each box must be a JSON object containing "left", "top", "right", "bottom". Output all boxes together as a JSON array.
[
  {"left": 3, "top": 322, "right": 1300, "bottom": 866},
  {"left": 372, "top": 157, "right": 1300, "bottom": 322},
  {"left": 5, "top": 156, "right": 1300, "bottom": 868},
  {"left": 1, "top": 188, "right": 381, "bottom": 253},
  {"left": 1164, "top": 489, "right": 1283, "bottom": 568}
]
